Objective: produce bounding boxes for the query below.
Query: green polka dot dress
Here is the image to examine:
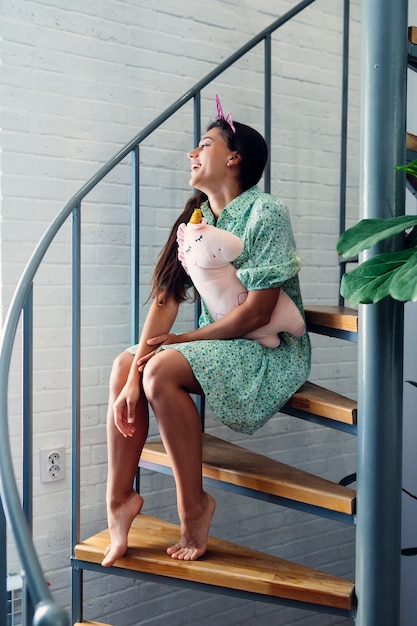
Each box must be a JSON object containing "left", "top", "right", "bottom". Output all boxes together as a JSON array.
[{"left": 151, "top": 186, "right": 310, "bottom": 435}]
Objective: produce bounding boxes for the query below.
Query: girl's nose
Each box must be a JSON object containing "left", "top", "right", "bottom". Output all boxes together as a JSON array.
[{"left": 188, "top": 146, "right": 199, "bottom": 158}]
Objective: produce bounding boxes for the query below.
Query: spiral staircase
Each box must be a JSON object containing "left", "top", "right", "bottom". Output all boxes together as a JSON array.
[{"left": 0, "top": 1, "right": 410, "bottom": 625}]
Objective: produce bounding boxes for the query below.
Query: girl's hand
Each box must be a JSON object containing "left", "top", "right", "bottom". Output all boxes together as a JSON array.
[
  {"left": 147, "top": 333, "right": 179, "bottom": 347},
  {"left": 112, "top": 381, "right": 140, "bottom": 438},
  {"left": 137, "top": 349, "right": 157, "bottom": 372},
  {"left": 136, "top": 334, "right": 181, "bottom": 372}
]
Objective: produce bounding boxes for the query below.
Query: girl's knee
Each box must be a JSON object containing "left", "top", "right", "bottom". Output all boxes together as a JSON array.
[
  {"left": 141, "top": 356, "right": 161, "bottom": 400},
  {"left": 110, "top": 350, "right": 134, "bottom": 385},
  {"left": 142, "top": 351, "right": 180, "bottom": 399},
  {"left": 142, "top": 349, "right": 200, "bottom": 400}
]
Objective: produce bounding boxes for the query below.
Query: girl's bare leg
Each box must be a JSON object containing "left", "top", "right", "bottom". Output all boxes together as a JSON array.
[
  {"left": 102, "top": 351, "right": 149, "bottom": 567},
  {"left": 142, "top": 349, "right": 216, "bottom": 561}
]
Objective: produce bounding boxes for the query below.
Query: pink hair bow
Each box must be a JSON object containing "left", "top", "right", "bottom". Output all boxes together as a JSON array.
[{"left": 215, "top": 94, "right": 236, "bottom": 133}]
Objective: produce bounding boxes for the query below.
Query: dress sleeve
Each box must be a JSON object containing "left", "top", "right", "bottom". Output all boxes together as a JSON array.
[{"left": 236, "top": 195, "right": 301, "bottom": 290}]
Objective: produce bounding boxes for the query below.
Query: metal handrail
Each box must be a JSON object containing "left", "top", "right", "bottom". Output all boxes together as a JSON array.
[{"left": 1, "top": 1, "right": 352, "bottom": 623}]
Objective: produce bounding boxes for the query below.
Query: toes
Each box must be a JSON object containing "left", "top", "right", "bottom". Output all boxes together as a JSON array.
[
  {"left": 179, "top": 549, "right": 197, "bottom": 561},
  {"left": 102, "top": 544, "right": 127, "bottom": 567},
  {"left": 102, "top": 552, "right": 113, "bottom": 567},
  {"left": 169, "top": 548, "right": 187, "bottom": 560},
  {"left": 167, "top": 542, "right": 181, "bottom": 556},
  {"left": 167, "top": 544, "right": 201, "bottom": 561}
]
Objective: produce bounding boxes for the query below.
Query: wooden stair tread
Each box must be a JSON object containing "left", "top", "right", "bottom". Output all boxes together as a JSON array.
[
  {"left": 74, "top": 622, "right": 113, "bottom": 625},
  {"left": 142, "top": 434, "right": 355, "bottom": 515},
  {"left": 407, "top": 131, "right": 417, "bottom": 152},
  {"left": 287, "top": 381, "right": 357, "bottom": 425},
  {"left": 304, "top": 305, "right": 358, "bottom": 334},
  {"left": 409, "top": 26, "right": 417, "bottom": 45},
  {"left": 75, "top": 515, "right": 354, "bottom": 611}
]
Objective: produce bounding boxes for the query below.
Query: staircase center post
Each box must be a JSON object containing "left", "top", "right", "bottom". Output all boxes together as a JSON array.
[{"left": 355, "top": 1, "right": 408, "bottom": 625}]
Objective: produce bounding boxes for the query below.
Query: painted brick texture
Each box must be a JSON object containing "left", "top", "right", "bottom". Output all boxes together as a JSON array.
[{"left": 1, "top": 1, "right": 361, "bottom": 624}]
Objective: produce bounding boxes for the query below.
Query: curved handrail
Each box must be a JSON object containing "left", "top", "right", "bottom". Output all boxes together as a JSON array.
[{"left": 0, "top": 1, "right": 319, "bottom": 623}]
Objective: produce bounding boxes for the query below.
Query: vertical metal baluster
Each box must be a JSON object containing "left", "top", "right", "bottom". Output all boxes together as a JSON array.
[
  {"left": 22, "top": 285, "right": 34, "bottom": 626},
  {"left": 194, "top": 90, "right": 201, "bottom": 147},
  {"left": 131, "top": 146, "right": 141, "bottom": 346},
  {"left": 193, "top": 92, "right": 205, "bottom": 428},
  {"left": 71, "top": 204, "right": 83, "bottom": 624},
  {"left": 264, "top": 33, "right": 272, "bottom": 194},
  {"left": 338, "top": 0, "right": 350, "bottom": 304},
  {"left": 131, "top": 146, "right": 142, "bottom": 493}
]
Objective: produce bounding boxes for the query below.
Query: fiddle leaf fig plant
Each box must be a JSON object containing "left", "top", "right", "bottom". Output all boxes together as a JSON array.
[
  {"left": 339, "top": 160, "right": 417, "bottom": 557},
  {"left": 337, "top": 159, "right": 417, "bottom": 305}
]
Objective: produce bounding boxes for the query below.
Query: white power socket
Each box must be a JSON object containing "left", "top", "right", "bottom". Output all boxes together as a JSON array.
[{"left": 39, "top": 447, "right": 65, "bottom": 483}]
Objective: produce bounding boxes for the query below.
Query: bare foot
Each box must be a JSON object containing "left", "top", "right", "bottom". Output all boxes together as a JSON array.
[
  {"left": 102, "top": 491, "right": 144, "bottom": 567},
  {"left": 167, "top": 492, "right": 216, "bottom": 561}
]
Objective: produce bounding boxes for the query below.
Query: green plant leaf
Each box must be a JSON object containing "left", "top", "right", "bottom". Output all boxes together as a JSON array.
[
  {"left": 395, "top": 159, "right": 417, "bottom": 177},
  {"left": 340, "top": 249, "right": 416, "bottom": 304},
  {"left": 390, "top": 250, "right": 417, "bottom": 301},
  {"left": 337, "top": 216, "right": 417, "bottom": 258}
]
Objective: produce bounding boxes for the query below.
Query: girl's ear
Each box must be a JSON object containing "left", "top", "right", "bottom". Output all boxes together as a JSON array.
[{"left": 228, "top": 151, "right": 242, "bottom": 166}]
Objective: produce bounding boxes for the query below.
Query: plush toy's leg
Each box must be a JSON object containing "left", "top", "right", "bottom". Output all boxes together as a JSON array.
[
  {"left": 256, "top": 335, "right": 281, "bottom": 348},
  {"left": 272, "top": 290, "right": 306, "bottom": 337}
]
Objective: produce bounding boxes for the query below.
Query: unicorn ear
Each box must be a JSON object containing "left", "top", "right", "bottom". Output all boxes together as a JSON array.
[
  {"left": 188, "top": 209, "right": 207, "bottom": 229},
  {"left": 189, "top": 208, "right": 203, "bottom": 224}
]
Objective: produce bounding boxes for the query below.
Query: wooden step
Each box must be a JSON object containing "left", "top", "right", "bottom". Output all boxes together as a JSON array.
[
  {"left": 285, "top": 381, "right": 357, "bottom": 426},
  {"left": 304, "top": 305, "right": 358, "bottom": 333},
  {"left": 409, "top": 25, "right": 417, "bottom": 45},
  {"left": 304, "top": 305, "right": 358, "bottom": 340},
  {"left": 141, "top": 434, "right": 355, "bottom": 517},
  {"left": 407, "top": 131, "right": 417, "bottom": 153},
  {"left": 74, "top": 622, "right": 113, "bottom": 625},
  {"left": 75, "top": 515, "right": 355, "bottom": 614}
]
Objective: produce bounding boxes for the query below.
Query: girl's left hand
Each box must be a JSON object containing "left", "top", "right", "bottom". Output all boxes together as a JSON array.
[
  {"left": 148, "top": 333, "right": 179, "bottom": 348},
  {"left": 136, "top": 333, "right": 180, "bottom": 372}
]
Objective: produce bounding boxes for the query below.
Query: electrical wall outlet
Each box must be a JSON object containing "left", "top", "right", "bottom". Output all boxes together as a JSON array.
[{"left": 39, "top": 447, "right": 65, "bottom": 483}]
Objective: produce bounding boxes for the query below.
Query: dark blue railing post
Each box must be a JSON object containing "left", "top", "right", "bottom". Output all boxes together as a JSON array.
[
  {"left": 193, "top": 91, "right": 206, "bottom": 425},
  {"left": 23, "top": 285, "right": 34, "bottom": 625},
  {"left": 193, "top": 91, "right": 201, "bottom": 147},
  {"left": 355, "top": 0, "right": 408, "bottom": 624},
  {"left": 22, "top": 285, "right": 34, "bottom": 527},
  {"left": 264, "top": 33, "right": 272, "bottom": 193},
  {"left": 131, "top": 148, "right": 141, "bottom": 346},
  {"left": 338, "top": 0, "right": 350, "bottom": 304},
  {"left": 71, "top": 204, "right": 82, "bottom": 625}
]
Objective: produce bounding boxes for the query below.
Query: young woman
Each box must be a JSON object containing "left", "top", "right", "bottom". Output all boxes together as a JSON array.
[{"left": 102, "top": 99, "right": 311, "bottom": 567}]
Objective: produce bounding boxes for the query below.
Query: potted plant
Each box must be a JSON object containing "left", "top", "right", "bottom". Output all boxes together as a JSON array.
[{"left": 338, "top": 160, "right": 417, "bottom": 557}]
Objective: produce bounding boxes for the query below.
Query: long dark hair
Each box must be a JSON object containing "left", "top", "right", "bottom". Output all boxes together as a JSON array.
[
  {"left": 150, "top": 189, "right": 207, "bottom": 303},
  {"left": 150, "top": 119, "right": 268, "bottom": 303},
  {"left": 210, "top": 119, "right": 268, "bottom": 191}
]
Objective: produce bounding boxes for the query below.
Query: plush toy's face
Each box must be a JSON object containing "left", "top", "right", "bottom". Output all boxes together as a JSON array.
[{"left": 184, "top": 223, "right": 243, "bottom": 269}]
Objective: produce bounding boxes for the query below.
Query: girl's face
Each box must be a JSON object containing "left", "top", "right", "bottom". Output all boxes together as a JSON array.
[{"left": 187, "top": 127, "right": 237, "bottom": 193}]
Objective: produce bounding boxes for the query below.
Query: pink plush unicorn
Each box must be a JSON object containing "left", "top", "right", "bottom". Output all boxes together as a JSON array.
[{"left": 177, "top": 209, "right": 305, "bottom": 348}]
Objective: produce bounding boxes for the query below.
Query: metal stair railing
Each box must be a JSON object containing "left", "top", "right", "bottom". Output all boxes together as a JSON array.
[{"left": 0, "top": 0, "right": 353, "bottom": 624}]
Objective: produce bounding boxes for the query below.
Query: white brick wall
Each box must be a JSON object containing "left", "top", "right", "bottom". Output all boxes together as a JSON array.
[{"left": 1, "top": 1, "right": 361, "bottom": 624}]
